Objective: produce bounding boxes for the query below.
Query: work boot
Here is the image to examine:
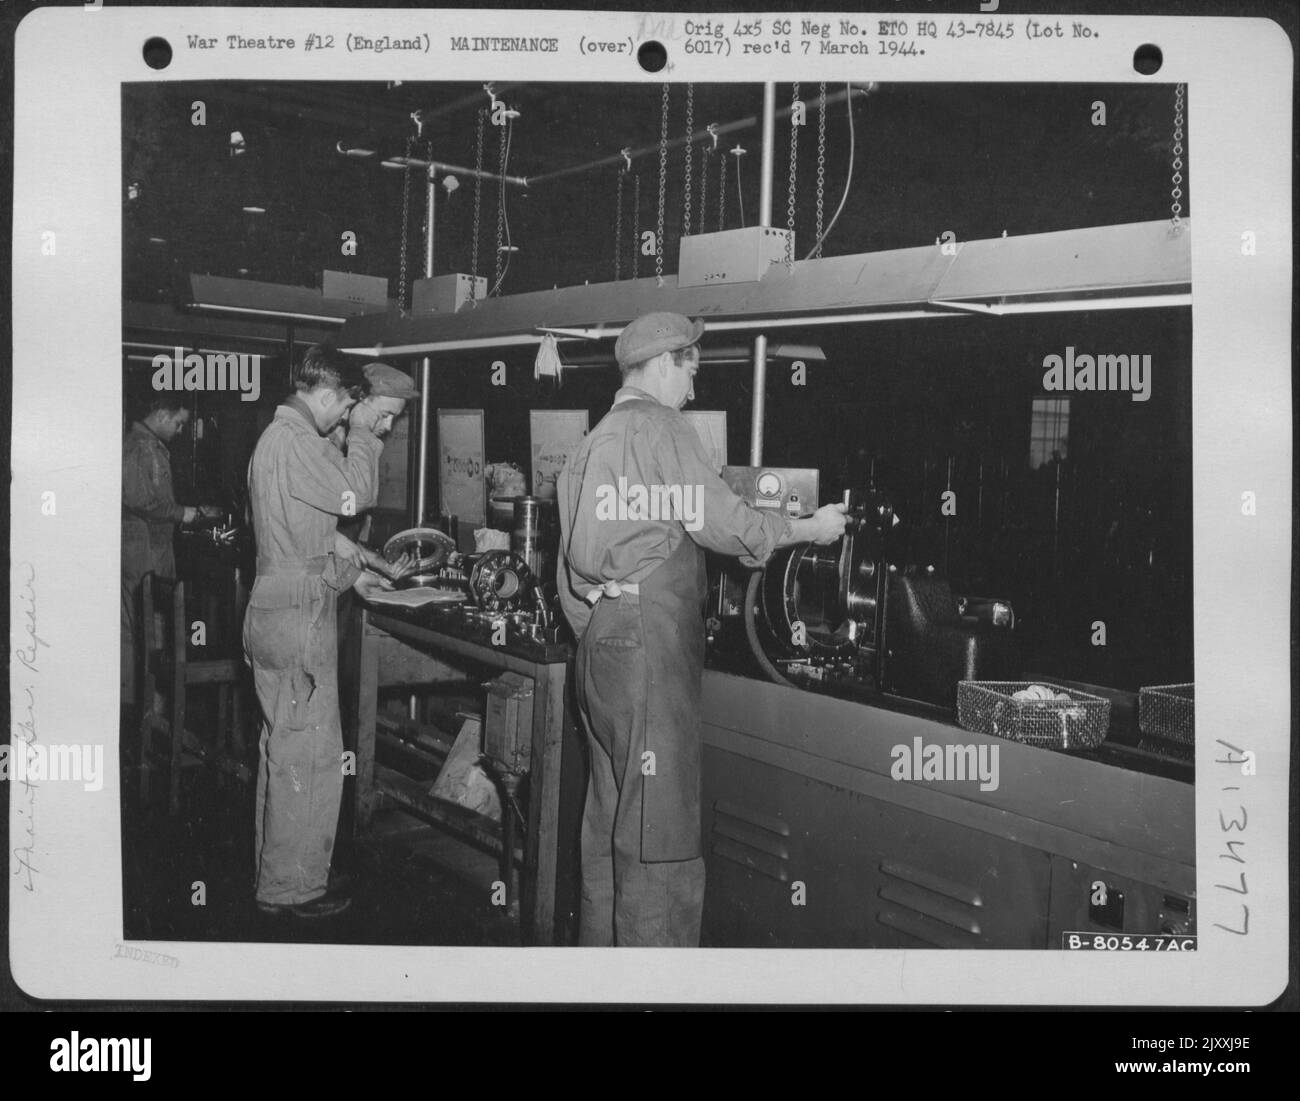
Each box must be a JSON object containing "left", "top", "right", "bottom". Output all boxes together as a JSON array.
[{"left": 257, "top": 891, "right": 352, "bottom": 919}]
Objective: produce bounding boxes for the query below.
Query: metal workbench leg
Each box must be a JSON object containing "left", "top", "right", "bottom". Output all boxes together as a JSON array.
[
  {"left": 354, "top": 613, "right": 380, "bottom": 832},
  {"left": 523, "top": 662, "right": 566, "bottom": 944}
]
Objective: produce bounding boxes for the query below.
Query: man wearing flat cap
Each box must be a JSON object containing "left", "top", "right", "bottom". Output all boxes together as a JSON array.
[
  {"left": 557, "top": 311, "right": 848, "bottom": 946},
  {"left": 332, "top": 362, "right": 420, "bottom": 574}
]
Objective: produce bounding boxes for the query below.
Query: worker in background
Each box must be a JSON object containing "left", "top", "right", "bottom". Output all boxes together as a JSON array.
[
  {"left": 121, "top": 394, "right": 222, "bottom": 714},
  {"left": 244, "top": 344, "right": 393, "bottom": 920},
  {"left": 557, "top": 312, "right": 848, "bottom": 946}
]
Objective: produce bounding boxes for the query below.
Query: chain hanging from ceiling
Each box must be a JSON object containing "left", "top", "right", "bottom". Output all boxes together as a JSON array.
[
  {"left": 656, "top": 82, "right": 669, "bottom": 285},
  {"left": 697, "top": 136, "right": 708, "bottom": 235},
  {"left": 397, "top": 133, "right": 414, "bottom": 314},
  {"left": 614, "top": 169, "right": 626, "bottom": 281},
  {"left": 633, "top": 174, "right": 641, "bottom": 279},
  {"left": 1169, "top": 83, "right": 1185, "bottom": 232},
  {"left": 425, "top": 137, "right": 436, "bottom": 277},
  {"left": 785, "top": 83, "right": 800, "bottom": 268},
  {"left": 471, "top": 108, "right": 485, "bottom": 284},
  {"left": 494, "top": 116, "right": 507, "bottom": 294},
  {"left": 718, "top": 145, "right": 727, "bottom": 231},
  {"left": 814, "top": 84, "right": 827, "bottom": 258},
  {"left": 682, "top": 84, "right": 694, "bottom": 240}
]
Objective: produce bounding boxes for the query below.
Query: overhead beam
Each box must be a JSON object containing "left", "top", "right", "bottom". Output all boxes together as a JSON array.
[{"left": 337, "top": 219, "right": 1192, "bottom": 356}]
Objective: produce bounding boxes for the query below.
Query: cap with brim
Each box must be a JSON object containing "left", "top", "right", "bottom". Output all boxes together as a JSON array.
[
  {"left": 363, "top": 362, "right": 420, "bottom": 399},
  {"left": 614, "top": 312, "right": 705, "bottom": 367}
]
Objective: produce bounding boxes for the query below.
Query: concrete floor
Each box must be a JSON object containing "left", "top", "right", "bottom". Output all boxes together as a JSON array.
[{"left": 121, "top": 756, "right": 523, "bottom": 948}]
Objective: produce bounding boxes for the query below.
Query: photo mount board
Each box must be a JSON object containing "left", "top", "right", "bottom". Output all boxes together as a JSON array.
[{"left": 6, "top": 4, "right": 1293, "bottom": 1007}]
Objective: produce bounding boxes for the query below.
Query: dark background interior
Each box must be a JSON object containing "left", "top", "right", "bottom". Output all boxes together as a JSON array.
[{"left": 123, "top": 80, "right": 1193, "bottom": 690}]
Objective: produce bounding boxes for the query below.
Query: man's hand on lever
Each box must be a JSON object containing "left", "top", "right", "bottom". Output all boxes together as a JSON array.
[{"left": 784, "top": 502, "right": 850, "bottom": 547}]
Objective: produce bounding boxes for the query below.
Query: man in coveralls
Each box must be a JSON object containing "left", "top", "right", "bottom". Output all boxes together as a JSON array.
[
  {"left": 244, "top": 345, "right": 394, "bottom": 919},
  {"left": 557, "top": 312, "right": 848, "bottom": 946},
  {"left": 121, "top": 394, "right": 221, "bottom": 712}
]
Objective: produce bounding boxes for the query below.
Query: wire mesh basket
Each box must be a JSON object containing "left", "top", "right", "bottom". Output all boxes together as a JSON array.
[
  {"left": 957, "top": 681, "right": 1111, "bottom": 752},
  {"left": 1138, "top": 683, "right": 1195, "bottom": 745}
]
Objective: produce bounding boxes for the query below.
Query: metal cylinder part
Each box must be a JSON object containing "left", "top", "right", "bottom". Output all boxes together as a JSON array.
[
  {"left": 510, "top": 495, "right": 556, "bottom": 582},
  {"left": 488, "top": 496, "right": 516, "bottom": 532}
]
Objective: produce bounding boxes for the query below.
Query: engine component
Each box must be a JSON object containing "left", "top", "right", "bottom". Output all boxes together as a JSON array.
[
  {"left": 383, "top": 527, "right": 459, "bottom": 587},
  {"left": 467, "top": 550, "right": 535, "bottom": 613},
  {"left": 507, "top": 494, "right": 558, "bottom": 585},
  {"left": 749, "top": 488, "right": 894, "bottom": 686}
]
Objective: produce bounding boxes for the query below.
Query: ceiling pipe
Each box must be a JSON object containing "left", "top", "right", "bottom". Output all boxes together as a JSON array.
[
  {"left": 415, "top": 159, "right": 437, "bottom": 525},
  {"left": 410, "top": 85, "right": 525, "bottom": 128},
  {"left": 749, "top": 82, "right": 777, "bottom": 466},
  {"left": 378, "top": 156, "right": 527, "bottom": 188},
  {"left": 527, "top": 85, "right": 870, "bottom": 186}
]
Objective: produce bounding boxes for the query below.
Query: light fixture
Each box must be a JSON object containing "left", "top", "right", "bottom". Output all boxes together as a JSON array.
[
  {"left": 147, "top": 236, "right": 166, "bottom": 244},
  {"left": 189, "top": 302, "right": 347, "bottom": 325},
  {"left": 242, "top": 205, "right": 266, "bottom": 214},
  {"left": 442, "top": 175, "right": 460, "bottom": 194},
  {"left": 337, "top": 142, "right": 377, "bottom": 159}
]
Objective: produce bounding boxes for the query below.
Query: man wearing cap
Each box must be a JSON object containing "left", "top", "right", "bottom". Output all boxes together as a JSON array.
[
  {"left": 331, "top": 361, "right": 420, "bottom": 575},
  {"left": 244, "top": 344, "right": 396, "bottom": 919},
  {"left": 557, "top": 311, "right": 848, "bottom": 946}
]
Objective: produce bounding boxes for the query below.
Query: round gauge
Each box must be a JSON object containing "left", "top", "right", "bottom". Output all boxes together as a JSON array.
[{"left": 756, "top": 471, "right": 782, "bottom": 498}]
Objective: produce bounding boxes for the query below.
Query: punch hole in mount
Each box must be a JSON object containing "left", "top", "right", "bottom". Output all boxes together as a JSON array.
[
  {"left": 143, "top": 37, "right": 173, "bottom": 70},
  {"left": 1132, "top": 44, "right": 1163, "bottom": 75},
  {"left": 637, "top": 41, "right": 668, "bottom": 74}
]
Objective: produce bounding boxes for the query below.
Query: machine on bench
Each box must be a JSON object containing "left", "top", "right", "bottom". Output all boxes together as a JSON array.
[
  {"left": 713, "top": 466, "right": 1017, "bottom": 709},
  {"left": 380, "top": 527, "right": 563, "bottom": 645}
]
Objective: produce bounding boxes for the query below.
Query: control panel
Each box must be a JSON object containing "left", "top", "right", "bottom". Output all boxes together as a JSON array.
[{"left": 722, "top": 466, "right": 819, "bottom": 519}]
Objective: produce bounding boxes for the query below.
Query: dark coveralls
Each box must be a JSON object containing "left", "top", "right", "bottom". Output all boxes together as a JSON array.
[
  {"left": 557, "top": 386, "right": 788, "bottom": 946},
  {"left": 121, "top": 421, "right": 185, "bottom": 708},
  {"left": 243, "top": 396, "right": 381, "bottom": 907}
]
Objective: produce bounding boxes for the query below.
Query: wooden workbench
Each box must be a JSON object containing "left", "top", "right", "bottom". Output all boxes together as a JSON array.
[{"left": 348, "top": 601, "right": 580, "bottom": 945}]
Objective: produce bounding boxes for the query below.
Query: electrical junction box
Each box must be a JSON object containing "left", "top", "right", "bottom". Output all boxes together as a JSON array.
[
  {"left": 483, "top": 671, "right": 534, "bottom": 774},
  {"left": 677, "top": 227, "right": 794, "bottom": 288},
  {"left": 722, "top": 466, "right": 819, "bottom": 519},
  {"left": 413, "top": 272, "right": 488, "bottom": 314},
  {"left": 322, "top": 269, "right": 390, "bottom": 305}
]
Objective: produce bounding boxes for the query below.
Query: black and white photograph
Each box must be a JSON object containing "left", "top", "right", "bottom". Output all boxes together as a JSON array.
[
  {"left": 5, "top": 4, "right": 1292, "bottom": 1011},
  {"left": 117, "top": 76, "right": 1196, "bottom": 950}
]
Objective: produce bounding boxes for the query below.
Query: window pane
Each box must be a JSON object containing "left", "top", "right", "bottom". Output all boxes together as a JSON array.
[{"left": 1029, "top": 398, "right": 1069, "bottom": 468}]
